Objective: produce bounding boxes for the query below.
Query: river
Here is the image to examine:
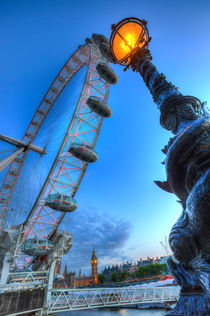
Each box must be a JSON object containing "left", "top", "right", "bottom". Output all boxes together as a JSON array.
[{"left": 59, "top": 308, "right": 168, "bottom": 316}]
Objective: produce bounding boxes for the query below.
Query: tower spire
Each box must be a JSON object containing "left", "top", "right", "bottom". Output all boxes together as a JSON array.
[
  {"left": 64, "top": 263, "right": 68, "bottom": 276},
  {"left": 91, "top": 249, "right": 98, "bottom": 284}
]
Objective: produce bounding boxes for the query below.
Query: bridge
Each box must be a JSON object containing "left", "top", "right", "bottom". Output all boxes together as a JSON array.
[{"left": 47, "top": 286, "right": 180, "bottom": 313}]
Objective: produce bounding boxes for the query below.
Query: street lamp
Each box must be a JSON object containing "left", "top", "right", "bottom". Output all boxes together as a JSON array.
[
  {"left": 110, "top": 17, "right": 150, "bottom": 66},
  {"left": 109, "top": 17, "right": 210, "bottom": 315}
]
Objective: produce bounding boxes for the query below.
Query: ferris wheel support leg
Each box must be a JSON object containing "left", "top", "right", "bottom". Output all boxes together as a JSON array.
[
  {"left": 44, "top": 259, "right": 56, "bottom": 309},
  {"left": 0, "top": 147, "right": 25, "bottom": 172},
  {"left": 0, "top": 251, "right": 10, "bottom": 285}
]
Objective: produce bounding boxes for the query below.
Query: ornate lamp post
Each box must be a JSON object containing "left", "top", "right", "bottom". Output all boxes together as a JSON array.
[{"left": 109, "top": 17, "right": 210, "bottom": 315}]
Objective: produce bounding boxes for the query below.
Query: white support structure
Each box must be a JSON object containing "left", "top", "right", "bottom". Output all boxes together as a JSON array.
[
  {"left": 0, "top": 134, "right": 46, "bottom": 155},
  {"left": 47, "top": 286, "right": 180, "bottom": 313},
  {"left": 0, "top": 251, "right": 11, "bottom": 285},
  {"left": 0, "top": 147, "right": 25, "bottom": 172},
  {"left": 45, "top": 259, "right": 56, "bottom": 305},
  {"left": 0, "top": 134, "right": 46, "bottom": 173}
]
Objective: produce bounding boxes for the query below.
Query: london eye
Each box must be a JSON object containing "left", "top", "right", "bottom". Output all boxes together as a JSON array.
[{"left": 0, "top": 34, "right": 117, "bottom": 272}]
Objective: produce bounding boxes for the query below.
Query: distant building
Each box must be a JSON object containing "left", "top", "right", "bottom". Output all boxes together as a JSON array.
[
  {"left": 75, "top": 250, "right": 98, "bottom": 286},
  {"left": 54, "top": 249, "right": 99, "bottom": 288},
  {"left": 157, "top": 255, "right": 171, "bottom": 264},
  {"left": 102, "top": 257, "right": 163, "bottom": 280},
  {"left": 63, "top": 264, "right": 75, "bottom": 287},
  {"left": 54, "top": 259, "right": 61, "bottom": 276},
  {"left": 103, "top": 264, "right": 122, "bottom": 281},
  {"left": 75, "top": 269, "right": 92, "bottom": 287},
  {"left": 91, "top": 249, "right": 98, "bottom": 284},
  {"left": 137, "top": 257, "right": 154, "bottom": 267}
]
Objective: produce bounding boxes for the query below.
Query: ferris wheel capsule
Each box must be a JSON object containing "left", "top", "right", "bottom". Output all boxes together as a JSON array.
[
  {"left": 87, "top": 96, "right": 112, "bottom": 118},
  {"left": 69, "top": 143, "right": 98, "bottom": 163},
  {"left": 96, "top": 62, "right": 118, "bottom": 84},
  {"left": 46, "top": 193, "right": 77, "bottom": 212},
  {"left": 21, "top": 238, "right": 54, "bottom": 256}
]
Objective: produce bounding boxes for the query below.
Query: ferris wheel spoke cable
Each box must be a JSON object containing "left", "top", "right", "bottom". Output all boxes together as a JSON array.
[
  {"left": 31, "top": 68, "right": 84, "bottom": 154},
  {"left": 7, "top": 105, "right": 81, "bottom": 231}
]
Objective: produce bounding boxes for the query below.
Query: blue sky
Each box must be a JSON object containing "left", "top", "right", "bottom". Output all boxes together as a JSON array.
[{"left": 1, "top": 0, "right": 210, "bottom": 275}]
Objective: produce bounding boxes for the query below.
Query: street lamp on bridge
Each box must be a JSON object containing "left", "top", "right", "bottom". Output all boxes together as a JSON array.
[{"left": 109, "top": 17, "right": 210, "bottom": 316}]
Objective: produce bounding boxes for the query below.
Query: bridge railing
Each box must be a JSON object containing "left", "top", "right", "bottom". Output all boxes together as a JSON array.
[{"left": 47, "top": 286, "right": 180, "bottom": 313}]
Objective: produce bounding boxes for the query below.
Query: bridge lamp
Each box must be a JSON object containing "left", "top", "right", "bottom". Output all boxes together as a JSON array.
[{"left": 110, "top": 17, "right": 150, "bottom": 66}]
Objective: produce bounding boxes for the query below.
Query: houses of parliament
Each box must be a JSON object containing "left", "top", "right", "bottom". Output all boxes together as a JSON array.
[{"left": 54, "top": 250, "right": 98, "bottom": 288}]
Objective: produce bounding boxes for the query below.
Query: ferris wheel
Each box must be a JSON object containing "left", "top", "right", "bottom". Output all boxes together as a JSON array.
[{"left": 0, "top": 34, "right": 117, "bottom": 272}]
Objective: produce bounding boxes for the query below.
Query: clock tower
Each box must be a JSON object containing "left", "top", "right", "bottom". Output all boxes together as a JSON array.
[{"left": 91, "top": 249, "right": 98, "bottom": 284}]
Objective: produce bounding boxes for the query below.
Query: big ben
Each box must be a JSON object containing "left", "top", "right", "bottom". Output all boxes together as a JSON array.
[{"left": 91, "top": 249, "right": 98, "bottom": 284}]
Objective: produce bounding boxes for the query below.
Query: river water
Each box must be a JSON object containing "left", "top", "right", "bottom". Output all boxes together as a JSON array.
[{"left": 59, "top": 308, "right": 167, "bottom": 316}]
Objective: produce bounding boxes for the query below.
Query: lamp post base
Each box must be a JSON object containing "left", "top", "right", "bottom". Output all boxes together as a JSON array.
[
  {"left": 167, "top": 292, "right": 210, "bottom": 316},
  {"left": 167, "top": 257, "right": 210, "bottom": 315}
]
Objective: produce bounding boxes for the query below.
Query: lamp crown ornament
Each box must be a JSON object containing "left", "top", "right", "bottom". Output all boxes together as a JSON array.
[{"left": 109, "top": 17, "right": 210, "bottom": 315}]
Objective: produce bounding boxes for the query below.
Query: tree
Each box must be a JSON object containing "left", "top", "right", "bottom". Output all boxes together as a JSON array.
[
  {"left": 135, "top": 263, "right": 168, "bottom": 279},
  {"left": 135, "top": 266, "right": 145, "bottom": 278},
  {"left": 119, "top": 270, "right": 129, "bottom": 281},
  {"left": 98, "top": 273, "right": 106, "bottom": 284},
  {"left": 111, "top": 271, "right": 118, "bottom": 282},
  {"left": 160, "top": 263, "right": 168, "bottom": 273}
]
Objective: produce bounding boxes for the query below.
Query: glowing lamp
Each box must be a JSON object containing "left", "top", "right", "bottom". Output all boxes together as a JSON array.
[{"left": 110, "top": 17, "right": 150, "bottom": 66}]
